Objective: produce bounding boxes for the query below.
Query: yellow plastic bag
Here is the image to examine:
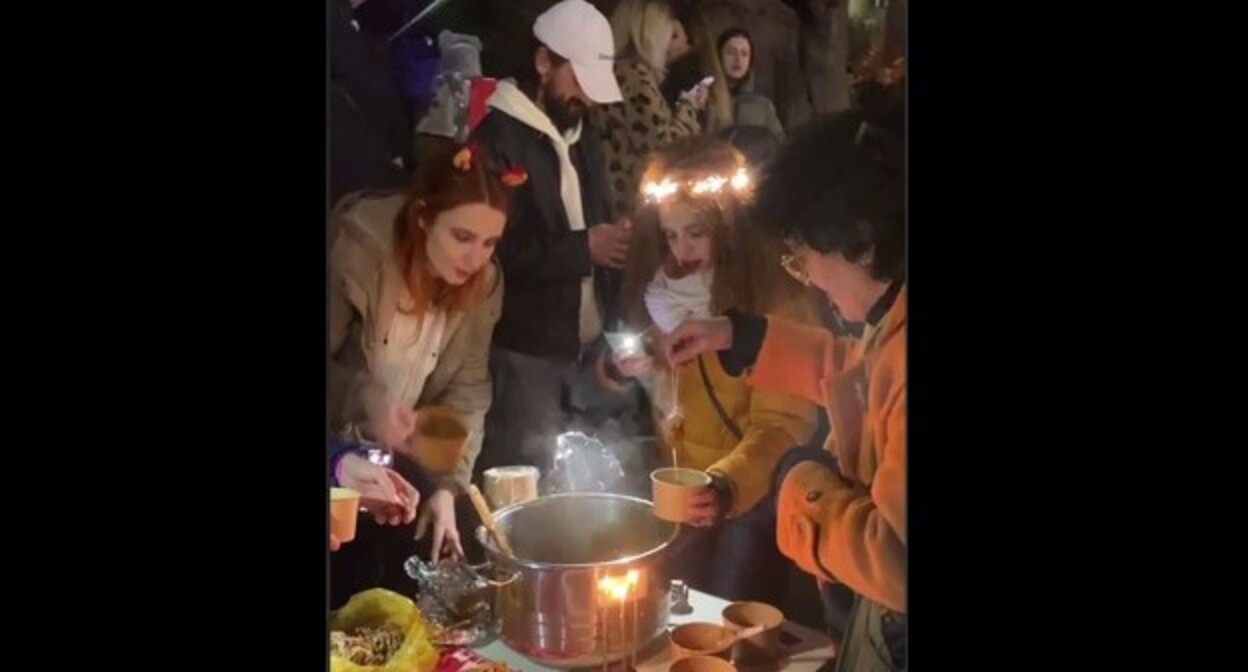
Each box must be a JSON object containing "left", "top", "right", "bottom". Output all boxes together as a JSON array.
[{"left": 331, "top": 588, "right": 439, "bottom": 672}]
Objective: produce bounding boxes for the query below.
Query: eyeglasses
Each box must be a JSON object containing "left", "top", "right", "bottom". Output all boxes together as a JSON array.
[{"left": 780, "top": 253, "right": 811, "bottom": 287}]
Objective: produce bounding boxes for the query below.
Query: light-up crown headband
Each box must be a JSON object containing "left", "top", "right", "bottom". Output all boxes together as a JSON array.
[{"left": 640, "top": 166, "right": 752, "bottom": 205}]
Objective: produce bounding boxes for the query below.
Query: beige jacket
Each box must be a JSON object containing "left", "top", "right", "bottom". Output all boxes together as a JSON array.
[{"left": 329, "top": 191, "right": 503, "bottom": 491}]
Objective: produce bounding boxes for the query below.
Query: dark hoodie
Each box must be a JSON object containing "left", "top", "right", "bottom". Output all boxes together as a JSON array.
[{"left": 712, "top": 27, "right": 785, "bottom": 138}]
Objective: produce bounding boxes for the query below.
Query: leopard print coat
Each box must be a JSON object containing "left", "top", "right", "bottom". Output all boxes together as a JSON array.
[{"left": 590, "top": 56, "right": 701, "bottom": 219}]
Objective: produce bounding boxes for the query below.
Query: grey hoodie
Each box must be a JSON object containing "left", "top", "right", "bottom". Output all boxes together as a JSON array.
[{"left": 712, "top": 70, "right": 785, "bottom": 139}]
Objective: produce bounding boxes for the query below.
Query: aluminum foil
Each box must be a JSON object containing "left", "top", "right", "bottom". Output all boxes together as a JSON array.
[{"left": 404, "top": 556, "right": 497, "bottom": 647}]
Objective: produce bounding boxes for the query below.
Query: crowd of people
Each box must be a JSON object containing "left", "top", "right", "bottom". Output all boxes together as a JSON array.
[{"left": 328, "top": 1, "right": 905, "bottom": 670}]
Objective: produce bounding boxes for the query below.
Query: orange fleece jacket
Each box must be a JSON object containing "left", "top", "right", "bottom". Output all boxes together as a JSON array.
[{"left": 750, "top": 286, "right": 906, "bottom": 613}]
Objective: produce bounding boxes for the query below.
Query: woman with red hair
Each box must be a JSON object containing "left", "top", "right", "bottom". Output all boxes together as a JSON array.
[{"left": 329, "top": 141, "right": 519, "bottom": 577}]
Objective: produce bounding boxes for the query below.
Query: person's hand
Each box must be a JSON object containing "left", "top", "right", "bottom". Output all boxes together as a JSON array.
[
  {"left": 589, "top": 219, "right": 631, "bottom": 269},
  {"left": 686, "top": 86, "right": 709, "bottom": 111},
  {"left": 415, "top": 488, "right": 464, "bottom": 562},
  {"left": 682, "top": 79, "right": 711, "bottom": 111},
  {"left": 613, "top": 353, "right": 654, "bottom": 378},
  {"left": 661, "top": 412, "right": 685, "bottom": 447},
  {"left": 368, "top": 400, "right": 416, "bottom": 451},
  {"left": 330, "top": 532, "right": 342, "bottom": 552},
  {"left": 686, "top": 485, "right": 720, "bottom": 527},
  {"left": 338, "top": 453, "right": 420, "bottom": 525},
  {"left": 663, "top": 316, "right": 734, "bottom": 365}
]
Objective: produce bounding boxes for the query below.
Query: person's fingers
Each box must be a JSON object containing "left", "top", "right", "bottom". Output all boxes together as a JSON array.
[
  {"left": 688, "top": 513, "right": 715, "bottom": 528},
  {"left": 665, "top": 332, "right": 703, "bottom": 365},
  {"left": 690, "top": 500, "right": 717, "bottom": 514},
  {"left": 446, "top": 528, "right": 464, "bottom": 560},
  {"left": 431, "top": 523, "right": 446, "bottom": 562},
  {"left": 414, "top": 508, "right": 430, "bottom": 540},
  {"left": 385, "top": 470, "right": 420, "bottom": 523},
  {"left": 370, "top": 467, "right": 401, "bottom": 503}
]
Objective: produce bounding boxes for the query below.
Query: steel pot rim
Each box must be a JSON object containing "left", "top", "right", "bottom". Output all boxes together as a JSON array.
[{"left": 476, "top": 492, "right": 679, "bottom": 571}]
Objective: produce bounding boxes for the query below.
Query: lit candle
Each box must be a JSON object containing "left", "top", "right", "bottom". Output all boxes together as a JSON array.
[
  {"left": 614, "top": 583, "right": 627, "bottom": 669},
  {"left": 598, "top": 577, "right": 612, "bottom": 672},
  {"left": 627, "top": 570, "right": 640, "bottom": 669}
]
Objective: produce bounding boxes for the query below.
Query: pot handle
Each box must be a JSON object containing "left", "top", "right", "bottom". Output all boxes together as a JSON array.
[{"left": 464, "top": 554, "right": 521, "bottom": 588}]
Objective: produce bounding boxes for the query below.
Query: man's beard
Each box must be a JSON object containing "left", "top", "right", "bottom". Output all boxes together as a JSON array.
[{"left": 542, "top": 83, "right": 588, "bottom": 133}]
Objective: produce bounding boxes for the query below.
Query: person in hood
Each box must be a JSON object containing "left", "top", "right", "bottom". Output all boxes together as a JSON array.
[
  {"left": 469, "top": 0, "right": 634, "bottom": 474},
  {"left": 712, "top": 28, "right": 784, "bottom": 140}
]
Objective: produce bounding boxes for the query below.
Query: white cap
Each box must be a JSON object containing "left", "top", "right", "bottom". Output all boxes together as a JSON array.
[{"left": 533, "top": 0, "right": 622, "bottom": 104}]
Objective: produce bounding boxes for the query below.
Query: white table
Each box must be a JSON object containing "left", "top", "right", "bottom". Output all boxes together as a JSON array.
[{"left": 474, "top": 588, "right": 836, "bottom": 671}]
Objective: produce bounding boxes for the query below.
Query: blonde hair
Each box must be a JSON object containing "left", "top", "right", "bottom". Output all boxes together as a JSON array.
[
  {"left": 685, "top": 12, "right": 733, "bottom": 130},
  {"left": 610, "top": 0, "right": 677, "bottom": 77}
]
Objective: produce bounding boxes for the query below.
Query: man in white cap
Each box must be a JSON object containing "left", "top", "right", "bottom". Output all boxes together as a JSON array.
[{"left": 472, "top": 0, "right": 635, "bottom": 473}]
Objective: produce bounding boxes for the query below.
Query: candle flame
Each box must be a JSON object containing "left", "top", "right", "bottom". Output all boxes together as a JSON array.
[{"left": 597, "top": 574, "right": 634, "bottom": 601}]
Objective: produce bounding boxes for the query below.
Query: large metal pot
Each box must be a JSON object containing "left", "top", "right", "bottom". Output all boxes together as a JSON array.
[{"left": 476, "top": 493, "right": 678, "bottom": 669}]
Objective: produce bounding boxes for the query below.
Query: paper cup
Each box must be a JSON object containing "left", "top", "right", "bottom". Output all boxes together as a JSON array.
[
  {"left": 482, "top": 466, "right": 540, "bottom": 509},
  {"left": 650, "top": 467, "right": 712, "bottom": 523},
  {"left": 722, "top": 601, "right": 785, "bottom": 664},
  {"left": 670, "top": 655, "right": 737, "bottom": 672},
  {"left": 671, "top": 622, "right": 733, "bottom": 660},
  {"left": 407, "top": 406, "right": 469, "bottom": 474},
  {"left": 330, "top": 487, "right": 361, "bottom": 543}
]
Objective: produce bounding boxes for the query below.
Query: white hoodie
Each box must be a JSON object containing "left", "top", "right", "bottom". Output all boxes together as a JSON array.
[{"left": 487, "top": 80, "right": 602, "bottom": 343}]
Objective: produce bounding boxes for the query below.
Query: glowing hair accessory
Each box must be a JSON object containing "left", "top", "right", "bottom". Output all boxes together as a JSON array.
[{"left": 640, "top": 167, "right": 752, "bottom": 205}]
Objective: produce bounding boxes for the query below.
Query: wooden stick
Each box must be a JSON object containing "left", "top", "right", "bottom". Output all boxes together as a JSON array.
[
  {"left": 668, "top": 366, "right": 682, "bottom": 469},
  {"left": 720, "top": 624, "right": 768, "bottom": 648},
  {"left": 467, "top": 484, "right": 514, "bottom": 556}
]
